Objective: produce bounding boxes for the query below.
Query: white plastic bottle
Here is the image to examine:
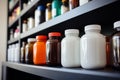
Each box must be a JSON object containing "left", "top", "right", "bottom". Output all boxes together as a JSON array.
[
  {"left": 61, "top": 29, "right": 80, "bottom": 67},
  {"left": 7, "top": 45, "right": 11, "bottom": 62},
  {"left": 14, "top": 43, "right": 20, "bottom": 62},
  {"left": 35, "top": 6, "right": 40, "bottom": 27},
  {"left": 80, "top": 24, "right": 106, "bottom": 69}
]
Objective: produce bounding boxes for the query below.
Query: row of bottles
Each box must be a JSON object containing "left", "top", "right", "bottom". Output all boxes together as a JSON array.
[
  {"left": 9, "top": 26, "right": 20, "bottom": 40},
  {"left": 9, "top": 0, "right": 92, "bottom": 33},
  {"left": 7, "top": 20, "right": 120, "bottom": 70},
  {"left": 8, "top": 43, "right": 20, "bottom": 62}
]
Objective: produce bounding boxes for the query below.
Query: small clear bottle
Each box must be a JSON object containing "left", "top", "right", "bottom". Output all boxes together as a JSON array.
[
  {"left": 46, "top": 3, "right": 52, "bottom": 21},
  {"left": 61, "top": 29, "right": 80, "bottom": 67},
  {"left": 111, "top": 21, "right": 120, "bottom": 70},
  {"left": 22, "top": 20, "right": 28, "bottom": 33},
  {"left": 69, "top": 0, "right": 79, "bottom": 10},
  {"left": 61, "top": 0, "right": 69, "bottom": 14},
  {"left": 10, "top": 29, "right": 14, "bottom": 40},
  {"left": 21, "top": 42, "right": 26, "bottom": 63},
  {"left": 28, "top": 17, "right": 34, "bottom": 30},
  {"left": 80, "top": 24, "right": 106, "bottom": 69},
  {"left": 25, "top": 38, "right": 36, "bottom": 64},
  {"left": 46, "top": 32, "right": 61, "bottom": 66}
]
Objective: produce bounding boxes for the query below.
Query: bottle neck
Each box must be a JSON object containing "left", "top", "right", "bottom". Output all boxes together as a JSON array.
[
  {"left": 85, "top": 30, "right": 100, "bottom": 34},
  {"left": 49, "top": 36, "right": 60, "bottom": 40},
  {"left": 37, "top": 39, "right": 46, "bottom": 42},
  {"left": 28, "top": 41, "right": 35, "bottom": 44}
]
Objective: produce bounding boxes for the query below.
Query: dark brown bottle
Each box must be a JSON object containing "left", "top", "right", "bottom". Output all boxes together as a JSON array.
[
  {"left": 46, "top": 32, "right": 61, "bottom": 66},
  {"left": 20, "top": 42, "right": 26, "bottom": 63},
  {"left": 25, "top": 38, "right": 36, "bottom": 64},
  {"left": 112, "top": 21, "right": 120, "bottom": 70}
]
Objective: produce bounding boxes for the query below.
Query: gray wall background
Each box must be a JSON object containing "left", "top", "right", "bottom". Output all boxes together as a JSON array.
[{"left": 0, "top": 0, "right": 7, "bottom": 80}]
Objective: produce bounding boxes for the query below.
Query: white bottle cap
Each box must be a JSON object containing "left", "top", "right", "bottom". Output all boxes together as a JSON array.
[
  {"left": 27, "top": 38, "right": 36, "bottom": 42},
  {"left": 114, "top": 21, "right": 120, "bottom": 29},
  {"left": 65, "top": 29, "right": 79, "bottom": 35},
  {"left": 85, "top": 24, "right": 101, "bottom": 31}
]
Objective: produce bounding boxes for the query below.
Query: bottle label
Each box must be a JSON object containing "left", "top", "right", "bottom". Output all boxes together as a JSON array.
[{"left": 52, "top": 8, "right": 57, "bottom": 18}]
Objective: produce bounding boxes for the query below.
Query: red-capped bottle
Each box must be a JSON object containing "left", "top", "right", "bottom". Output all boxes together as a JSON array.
[{"left": 46, "top": 32, "right": 61, "bottom": 66}]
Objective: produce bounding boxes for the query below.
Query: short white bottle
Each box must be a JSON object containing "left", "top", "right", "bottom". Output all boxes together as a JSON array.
[
  {"left": 80, "top": 24, "right": 106, "bottom": 69},
  {"left": 61, "top": 29, "right": 80, "bottom": 67}
]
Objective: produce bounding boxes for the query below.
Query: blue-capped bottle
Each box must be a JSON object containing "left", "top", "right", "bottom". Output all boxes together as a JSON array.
[
  {"left": 35, "top": 5, "right": 45, "bottom": 27},
  {"left": 52, "top": 0, "right": 62, "bottom": 18}
]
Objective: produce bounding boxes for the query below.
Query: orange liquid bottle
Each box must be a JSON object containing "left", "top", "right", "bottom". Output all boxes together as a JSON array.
[{"left": 33, "top": 35, "right": 47, "bottom": 65}]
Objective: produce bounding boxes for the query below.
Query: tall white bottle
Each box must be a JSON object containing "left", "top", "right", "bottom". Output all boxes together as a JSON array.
[
  {"left": 80, "top": 24, "right": 106, "bottom": 69},
  {"left": 61, "top": 29, "right": 80, "bottom": 67}
]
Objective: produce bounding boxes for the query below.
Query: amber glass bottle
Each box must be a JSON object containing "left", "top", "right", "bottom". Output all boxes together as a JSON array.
[
  {"left": 46, "top": 32, "right": 61, "bottom": 66},
  {"left": 33, "top": 35, "right": 47, "bottom": 65},
  {"left": 25, "top": 38, "right": 36, "bottom": 64}
]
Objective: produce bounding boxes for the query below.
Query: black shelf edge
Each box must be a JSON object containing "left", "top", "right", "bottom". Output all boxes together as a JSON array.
[
  {"left": 9, "top": 0, "right": 19, "bottom": 14},
  {"left": 8, "top": 16, "right": 19, "bottom": 28},
  {"left": 8, "top": 36, "right": 20, "bottom": 44},
  {"left": 3, "top": 62, "right": 120, "bottom": 80},
  {"left": 20, "top": 0, "right": 39, "bottom": 18},
  {"left": 20, "top": 0, "right": 118, "bottom": 39}
]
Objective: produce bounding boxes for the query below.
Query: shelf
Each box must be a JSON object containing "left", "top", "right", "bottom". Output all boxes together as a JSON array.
[
  {"left": 2, "top": 62, "right": 120, "bottom": 80},
  {"left": 5, "top": 0, "right": 120, "bottom": 80},
  {"left": 8, "top": 36, "right": 20, "bottom": 44},
  {"left": 20, "top": 0, "right": 39, "bottom": 18},
  {"left": 9, "top": 0, "right": 19, "bottom": 14},
  {"left": 8, "top": 16, "right": 19, "bottom": 28},
  {"left": 20, "top": 0, "right": 120, "bottom": 38}
]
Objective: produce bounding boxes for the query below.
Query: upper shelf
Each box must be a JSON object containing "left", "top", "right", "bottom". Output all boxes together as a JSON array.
[
  {"left": 3, "top": 62, "right": 120, "bottom": 80},
  {"left": 8, "top": 0, "right": 40, "bottom": 28},
  {"left": 20, "top": 0, "right": 40, "bottom": 18},
  {"left": 20, "top": 0, "right": 120, "bottom": 38}
]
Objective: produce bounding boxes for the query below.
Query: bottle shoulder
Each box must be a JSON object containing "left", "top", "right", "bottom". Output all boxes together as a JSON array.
[{"left": 81, "top": 33, "right": 105, "bottom": 39}]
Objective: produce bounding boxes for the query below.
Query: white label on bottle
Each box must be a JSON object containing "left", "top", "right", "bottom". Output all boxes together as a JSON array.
[{"left": 52, "top": 8, "right": 57, "bottom": 18}]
